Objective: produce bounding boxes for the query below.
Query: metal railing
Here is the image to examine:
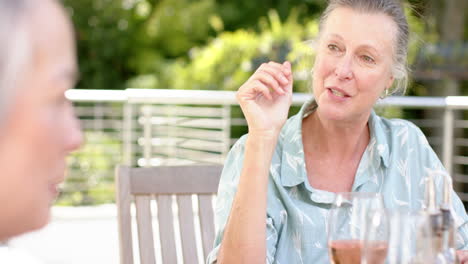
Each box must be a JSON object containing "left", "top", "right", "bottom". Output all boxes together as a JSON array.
[{"left": 63, "top": 89, "right": 468, "bottom": 204}]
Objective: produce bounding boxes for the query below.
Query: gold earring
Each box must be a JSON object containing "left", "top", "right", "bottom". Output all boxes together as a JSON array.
[{"left": 379, "top": 89, "right": 389, "bottom": 99}]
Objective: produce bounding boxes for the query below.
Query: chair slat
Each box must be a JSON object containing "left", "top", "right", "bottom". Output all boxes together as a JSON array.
[
  {"left": 131, "top": 165, "right": 222, "bottom": 195},
  {"left": 157, "top": 195, "right": 178, "bottom": 264},
  {"left": 116, "top": 166, "right": 134, "bottom": 264},
  {"left": 177, "top": 195, "right": 198, "bottom": 264},
  {"left": 198, "top": 195, "right": 215, "bottom": 260},
  {"left": 135, "top": 196, "right": 156, "bottom": 264}
]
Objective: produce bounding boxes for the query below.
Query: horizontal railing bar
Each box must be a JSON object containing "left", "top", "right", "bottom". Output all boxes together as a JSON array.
[
  {"left": 455, "top": 139, "right": 468, "bottom": 147},
  {"left": 454, "top": 120, "right": 468, "bottom": 128},
  {"left": 454, "top": 156, "right": 468, "bottom": 165},
  {"left": 456, "top": 192, "right": 468, "bottom": 202},
  {"left": 446, "top": 96, "right": 468, "bottom": 109},
  {"left": 139, "top": 105, "right": 226, "bottom": 117},
  {"left": 454, "top": 174, "right": 468, "bottom": 184},
  {"left": 231, "top": 118, "right": 247, "bottom": 126},
  {"left": 376, "top": 96, "right": 447, "bottom": 108},
  {"left": 67, "top": 89, "right": 468, "bottom": 110},
  {"left": 66, "top": 89, "right": 127, "bottom": 102},
  {"left": 407, "top": 119, "right": 443, "bottom": 128}
]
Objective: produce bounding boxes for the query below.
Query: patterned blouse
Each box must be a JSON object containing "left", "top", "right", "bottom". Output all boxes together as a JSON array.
[{"left": 207, "top": 100, "right": 468, "bottom": 264}]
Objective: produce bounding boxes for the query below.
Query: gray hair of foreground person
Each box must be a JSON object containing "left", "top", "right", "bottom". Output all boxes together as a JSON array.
[
  {"left": 0, "top": 0, "right": 36, "bottom": 127},
  {"left": 319, "top": 0, "right": 409, "bottom": 95}
]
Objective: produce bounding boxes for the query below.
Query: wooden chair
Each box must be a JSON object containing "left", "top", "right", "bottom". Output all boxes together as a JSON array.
[{"left": 116, "top": 165, "right": 223, "bottom": 264}]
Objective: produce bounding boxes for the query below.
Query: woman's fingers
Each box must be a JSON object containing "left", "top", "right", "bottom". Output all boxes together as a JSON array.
[
  {"left": 282, "top": 61, "right": 293, "bottom": 93},
  {"left": 258, "top": 66, "right": 289, "bottom": 87},
  {"left": 255, "top": 70, "right": 284, "bottom": 95},
  {"left": 236, "top": 61, "right": 293, "bottom": 132},
  {"left": 237, "top": 80, "right": 271, "bottom": 101},
  {"left": 282, "top": 61, "right": 292, "bottom": 76},
  {"left": 266, "top": 61, "right": 292, "bottom": 78},
  {"left": 238, "top": 61, "right": 292, "bottom": 102},
  {"left": 265, "top": 62, "right": 291, "bottom": 84},
  {"left": 254, "top": 62, "right": 291, "bottom": 94},
  {"left": 251, "top": 80, "right": 273, "bottom": 100}
]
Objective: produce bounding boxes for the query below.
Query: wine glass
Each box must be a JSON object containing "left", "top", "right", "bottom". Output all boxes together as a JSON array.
[
  {"left": 361, "top": 209, "right": 389, "bottom": 264},
  {"left": 328, "top": 192, "right": 385, "bottom": 264},
  {"left": 386, "top": 210, "right": 439, "bottom": 264}
]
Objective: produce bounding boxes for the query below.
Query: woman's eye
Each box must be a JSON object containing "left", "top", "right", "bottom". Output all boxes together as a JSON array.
[
  {"left": 327, "top": 44, "right": 340, "bottom": 52},
  {"left": 361, "top": 55, "right": 375, "bottom": 64}
]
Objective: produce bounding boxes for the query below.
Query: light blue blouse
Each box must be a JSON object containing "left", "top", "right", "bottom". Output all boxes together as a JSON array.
[{"left": 207, "top": 100, "right": 468, "bottom": 264}]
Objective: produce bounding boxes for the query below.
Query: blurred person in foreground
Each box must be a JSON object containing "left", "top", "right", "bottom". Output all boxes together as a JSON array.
[
  {"left": 0, "top": 0, "right": 82, "bottom": 262},
  {"left": 207, "top": 0, "right": 468, "bottom": 263}
]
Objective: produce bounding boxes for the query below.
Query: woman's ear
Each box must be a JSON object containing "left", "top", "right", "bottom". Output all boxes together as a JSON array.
[{"left": 386, "top": 75, "right": 395, "bottom": 90}]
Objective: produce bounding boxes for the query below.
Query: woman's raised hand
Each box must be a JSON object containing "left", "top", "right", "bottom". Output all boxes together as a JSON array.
[{"left": 236, "top": 61, "right": 293, "bottom": 136}]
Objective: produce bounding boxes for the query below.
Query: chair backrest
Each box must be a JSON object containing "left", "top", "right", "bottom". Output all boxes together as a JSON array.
[{"left": 116, "top": 165, "right": 223, "bottom": 264}]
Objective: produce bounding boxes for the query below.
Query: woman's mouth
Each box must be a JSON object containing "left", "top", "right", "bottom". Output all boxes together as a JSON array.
[
  {"left": 330, "top": 88, "right": 346, "bottom": 98},
  {"left": 327, "top": 87, "right": 350, "bottom": 100}
]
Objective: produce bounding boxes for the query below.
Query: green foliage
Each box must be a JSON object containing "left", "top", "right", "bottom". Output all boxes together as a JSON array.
[
  {"left": 161, "top": 9, "right": 319, "bottom": 93},
  {"left": 64, "top": 0, "right": 218, "bottom": 90},
  {"left": 215, "top": 0, "right": 325, "bottom": 31},
  {"left": 144, "top": 0, "right": 216, "bottom": 57},
  {"left": 64, "top": 0, "right": 326, "bottom": 91},
  {"left": 170, "top": 30, "right": 260, "bottom": 91},
  {"left": 63, "top": 0, "right": 143, "bottom": 90}
]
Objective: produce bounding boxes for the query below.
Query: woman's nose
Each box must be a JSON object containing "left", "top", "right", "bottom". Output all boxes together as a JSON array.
[
  {"left": 334, "top": 56, "right": 354, "bottom": 81},
  {"left": 65, "top": 110, "right": 83, "bottom": 153}
]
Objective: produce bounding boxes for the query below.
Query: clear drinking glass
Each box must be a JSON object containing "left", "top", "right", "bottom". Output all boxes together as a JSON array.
[
  {"left": 361, "top": 209, "right": 390, "bottom": 264},
  {"left": 328, "top": 192, "right": 385, "bottom": 264},
  {"left": 386, "top": 210, "right": 439, "bottom": 264}
]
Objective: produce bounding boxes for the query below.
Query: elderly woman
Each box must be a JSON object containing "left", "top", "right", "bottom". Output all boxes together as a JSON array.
[
  {"left": 207, "top": 0, "right": 468, "bottom": 263},
  {"left": 0, "top": 0, "right": 82, "bottom": 245}
]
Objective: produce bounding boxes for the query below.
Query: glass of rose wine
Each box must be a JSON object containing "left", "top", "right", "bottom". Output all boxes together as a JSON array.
[
  {"left": 361, "top": 209, "right": 389, "bottom": 264},
  {"left": 328, "top": 192, "right": 386, "bottom": 264}
]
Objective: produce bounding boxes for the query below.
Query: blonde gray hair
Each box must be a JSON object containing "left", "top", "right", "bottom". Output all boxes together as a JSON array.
[
  {"left": 0, "top": 0, "right": 34, "bottom": 126},
  {"left": 319, "top": 0, "right": 409, "bottom": 95}
]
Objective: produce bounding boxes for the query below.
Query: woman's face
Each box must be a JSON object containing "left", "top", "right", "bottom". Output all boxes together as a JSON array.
[
  {"left": 312, "top": 7, "right": 397, "bottom": 124},
  {"left": 0, "top": 0, "right": 82, "bottom": 240}
]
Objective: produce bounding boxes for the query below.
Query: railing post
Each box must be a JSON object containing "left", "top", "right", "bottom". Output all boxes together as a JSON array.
[
  {"left": 167, "top": 105, "right": 177, "bottom": 165},
  {"left": 142, "top": 105, "right": 152, "bottom": 167},
  {"left": 442, "top": 107, "right": 454, "bottom": 175},
  {"left": 123, "top": 102, "right": 133, "bottom": 166}
]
